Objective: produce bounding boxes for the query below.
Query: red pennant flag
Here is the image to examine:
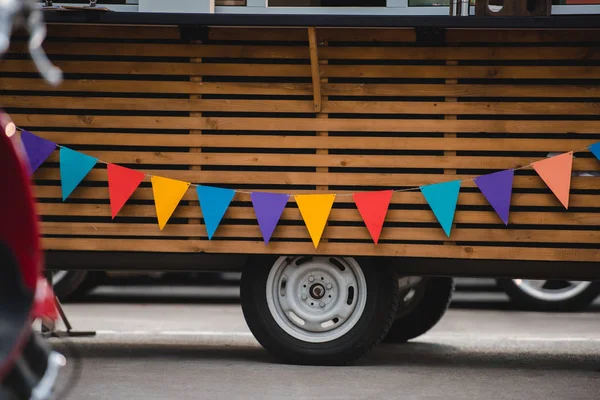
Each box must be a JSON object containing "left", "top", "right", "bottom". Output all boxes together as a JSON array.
[
  {"left": 107, "top": 164, "right": 145, "bottom": 219},
  {"left": 532, "top": 152, "right": 573, "bottom": 209},
  {"left": 353, "top": 190, "right": 393, "bottom": 244}
]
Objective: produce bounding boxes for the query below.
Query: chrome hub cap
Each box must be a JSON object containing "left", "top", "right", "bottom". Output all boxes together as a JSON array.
[
  {"left": 513, "top": 279, "right": 592, "bottom": 302},
  {"left": 266, "top": 256, "right": 367, "bottom": 343}
]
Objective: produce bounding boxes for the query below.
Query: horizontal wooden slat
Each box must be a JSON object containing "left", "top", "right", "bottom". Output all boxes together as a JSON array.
[
  {"left": 10, "top": 42, "right": 600, "bottom": 60},
  {"left": 6, "top": 79, "right": 600, "bottom": 98},
  {"left": 40, "top": 222, "right": 600, "bottom": 244},
  {"left": 8, "top": 61, "right": 599, "bottom": 80},
  {"left": 0, "top": 78, "right": 313, "bottom": 95},
  {"left": 321, "top": 65, "right": 600, "bottom": 80},
  {"left": 9, "top": 42, "right": 309, "bottom": 58},
  {"left": 13, "top": 114, "right": 600, "bottom": 134},
  {"left": 208, "top": 27, "right": 417, "bottom": 42},
  {"left": 323, "top": 84, "right": 600, "bottom": 98},
  {"left": 0, "top": 96, "right": 315, "bottom": 113},
  {"left": 4, "top": 96, "right": 600, "bottom": 116},
  {"left": 34, "top": 132, "right": 595, "bottom": 153},
  {"left": 40, "top": 238, "right": 600, "bottom": 262},
  {"left": 33, "top": 167, "right": 600, "bottom": 190},
  {"left": 320, "top": 46, "right": 600, "bottom": 61},
  {"left": 32, "top": 186, "right": 600, "bottom": 208},
  {"left": 40, "top": 151, "right": 599, "bottom": 171},
  {"left": 0, "top": 60, "right": 312, "bottom": 77},
  {"left": 37, "top": 203, "right": 600, "bottom": 226},
  {"left": 446, "top": 29, "right": 600, "bottom": 43}
]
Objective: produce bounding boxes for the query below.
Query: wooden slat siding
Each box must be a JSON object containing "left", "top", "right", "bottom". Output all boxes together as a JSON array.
[
  {"left": 37, "top": 151, "right": 599, "bottom": 171},
  {"left": 24, "top": 133, "right": 597, "bottom": 153},
  {"left": 39, "top": 239, "right": 600, "bottom": 262},
  {"left": 7, "top": 79, "right": 600, "bottom": 97},
  {"left": 4, "top": 96, "right": 599, "bottom": 115},
  {"left": 4, "top": 25, "right": 599, "bottom": 262},
  {"left": 10, "top": 60, "right": 600, "bottom": 80},
  {"left": 12, "top": 115, "right": 600, "bottom": 133}
]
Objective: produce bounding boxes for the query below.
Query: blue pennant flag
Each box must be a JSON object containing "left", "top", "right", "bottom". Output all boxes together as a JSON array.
[
  {"left": 590, "top": 142, "right": 600, "bottom": 162},
  {"left": 196, "top": 185, "right": 236, "bottom": 240},
  {"left": 420, "top": 180, "right": 461, "bottom": 237},
  {"left": 60, "top": 147, "right": 97, "bottom": 200}
]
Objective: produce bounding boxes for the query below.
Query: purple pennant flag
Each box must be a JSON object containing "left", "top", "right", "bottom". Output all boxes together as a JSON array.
[
  {"left": 251, "top": 192, "right": 289, "bottom": 244},
  {"left": 474, "top": 169, "right": 515, "bottom": 226},
  {"left": 20, "top": 130, "right": 56, "bottom": 176}
]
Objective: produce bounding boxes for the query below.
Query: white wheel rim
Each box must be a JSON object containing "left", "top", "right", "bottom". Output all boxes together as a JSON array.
[
  {"left": 51, "top": 270, "right": 69, "bottom": 285},
  {"left": 266, "top": 256, "right": 368, "bottom": 343},
  {"left": 512, "top": 279, "right": 592, "bottom": 302}
]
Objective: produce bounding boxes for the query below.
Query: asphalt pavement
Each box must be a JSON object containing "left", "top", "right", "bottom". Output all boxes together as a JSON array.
[{"left": 49, "top": 281, "right": 600, "bottom": 400}]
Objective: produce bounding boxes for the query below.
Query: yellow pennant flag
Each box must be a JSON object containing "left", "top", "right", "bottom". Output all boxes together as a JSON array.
[
  {"left": 151, "top": 176, "right": 190, "bottom": 230},
  {"left": 294, "top": 194, "right": 336, "bottom": 249}
]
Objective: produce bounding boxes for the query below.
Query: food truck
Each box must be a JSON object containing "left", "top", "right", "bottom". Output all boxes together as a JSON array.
[{"left": 1, "top": 0, "right": 599, "bottom": 365}]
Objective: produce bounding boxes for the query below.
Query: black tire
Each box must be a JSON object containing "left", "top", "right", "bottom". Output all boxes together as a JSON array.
[
  {"left": 52, "top": 271, "right": 101, "bottom": 301},
  {"left": 497, "top": 279, "right": 600, "bottom": 312},
  {"left": 240, "top": 256, "right": 399, "bottom": 366},
  {"left": 384, "top": 277, "right": 454, "bottom": 343}
]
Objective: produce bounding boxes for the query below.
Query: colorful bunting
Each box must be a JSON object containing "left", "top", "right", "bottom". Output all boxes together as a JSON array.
[
  {"left": 196, "top": 185, "right": 236, "bottom": 239},
  {"left": 590, "top": 142, "right": 600, "bottom": 162},
  {"left": 474, "top": 169, "right": 514, "bottom": 226},
  {"left": 12, "top": 130, "right": 600, "bottom": 241},
  {"left": 107, "top": 164, "right": 145, "bottom": 219},
  {"left": 353, "top": 190, "right": 393, "bottom": 244},
  {"left": 59, "top": 147, "right": 97, "bottom": 201},
  {"left": 420, "top": 180, "right": 461, "bottom": 237},
  {"left": 151, "top": 176, "right": 190, "bottom": 230},
  {"left": 295, "top": 194, "right": 336, "bottom": 249},
  {"left": 20, "top": 130, "right": 56, "bottom": 176},
  {"left": 251, "top": 192, "right": 289, "bottom": 244},
  {"left": 532, "top": 152, "right": 573, "bottom": 209}
]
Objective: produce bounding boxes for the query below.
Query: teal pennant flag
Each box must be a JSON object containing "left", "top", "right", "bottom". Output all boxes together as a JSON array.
[
  {"left": 196, "top": 185, "right": 236, "bottom": 240},
  {"left": 420, "top": 180, "right": 461, "bottom": 237},
  {"left": 60, "top": 147, "right": 97, "bottom": 200},
  {"left": 590, "top": 142, "right": 600, "bottom": 162}
]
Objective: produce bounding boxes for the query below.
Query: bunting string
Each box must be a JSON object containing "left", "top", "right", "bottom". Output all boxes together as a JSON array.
[{"left": 14, "top": 126, "right": 600, "bottom": 247}]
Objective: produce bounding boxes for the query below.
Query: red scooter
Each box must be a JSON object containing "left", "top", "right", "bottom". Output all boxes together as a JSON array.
[
  {"left": 0, "top": 111, "right": 64, "bottom": 399},
  {"left": 1, "top": 1, "right": 65, "bottom": 397}
]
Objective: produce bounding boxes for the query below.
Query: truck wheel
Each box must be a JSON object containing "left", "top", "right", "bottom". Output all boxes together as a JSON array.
[
  {"left": 51, "top": 271, "right": 101, "bottom": 301},
  {"left": 241, "top": 256, "right": 399, "bottom": 365},
  {"left": 384, "top": 277, "right": 454, "bottom": 343},
  {"left": 497, "top": 279, "right": 600, "bottom": 311}
]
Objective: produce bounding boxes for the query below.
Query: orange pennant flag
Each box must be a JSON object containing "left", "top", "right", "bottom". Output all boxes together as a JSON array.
[
  {"left": 532, "top": 152, "right": 573, "bottom": 209},
  {"left": 151, "top": 176, "right": 190, "bottom": 230},
  {"left": 295, "top": 194, "right": 336, "bottom": 249}
]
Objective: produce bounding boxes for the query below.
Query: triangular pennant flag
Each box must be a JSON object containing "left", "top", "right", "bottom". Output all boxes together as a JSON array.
[
  {"left": 151, "top": 176, "right": 190, "bottom": 230},
  {"left": 196, "top": 185, "right": 236, "bottom": 240},
  {"left": 20, "top": 130, "right": 56, "bottom": 176},
  {"left": 474, "top": 169, "right": 514, "bottom": 226},
  {"left": 59, "top": 147, "right": 97, "bottom": 201},
  {"left": 590, "top": 142, "right": 600, "bottom": 162},
  {"left": 294, "top": 194, "right": 336, "bottom": 249},
  {"left": 353, "top": 190, "right": 393, "bottom": 244},
  {"left": 107, "top": 164, "right": 145, "bottom": 219},
  {"left": 251, "top": 192, "right": 289, "bottom": 244},
  {"left": 420, "top": 180, "right": 461, "bottom": 237},
  {"left": 532, "top": 152, "right": 573, "bottom": 209}
]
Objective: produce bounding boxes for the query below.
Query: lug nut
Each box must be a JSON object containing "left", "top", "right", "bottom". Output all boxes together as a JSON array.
[
  {"left": 319, "top": 301, "right": 325, "bottom": 308},
  {"left": 308, "top": 275, "right": 314, "bottom": 282},
  {"left": 326, "top": 283, "right": 332, "bottom": 290}
]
